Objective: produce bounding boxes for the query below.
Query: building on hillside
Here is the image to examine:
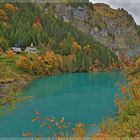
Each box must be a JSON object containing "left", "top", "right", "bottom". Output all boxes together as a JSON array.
[
  {"left": 115, "top": 50, "right": 120, "bottom": 59},
  {"left": 11, "top": 47, "right": 22, "bottom": 53},
  {"left": 25, "top": 47, "right": 37, "bottom": 54}
]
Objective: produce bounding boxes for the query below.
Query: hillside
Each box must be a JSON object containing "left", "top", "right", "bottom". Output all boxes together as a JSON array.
[
  {"left": 0, "top": 2, "right": 119, "bottom": 70},
  {"left": 0, "top": 2, "right": 120, "bottom": 104},
  {"left": 47, "top": 2, "right": 140, "bottom": 58}
]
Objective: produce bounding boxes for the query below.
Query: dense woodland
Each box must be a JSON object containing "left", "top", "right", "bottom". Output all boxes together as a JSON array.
[{"left": 0, "top": 2, "right": 119, "bottom": 73}]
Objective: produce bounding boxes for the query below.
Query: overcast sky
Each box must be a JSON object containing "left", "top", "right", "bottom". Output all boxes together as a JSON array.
[{"left": 89, "top": 0, "right": 140, "bottom": 25}]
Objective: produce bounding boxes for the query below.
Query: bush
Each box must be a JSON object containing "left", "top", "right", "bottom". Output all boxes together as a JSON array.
[
  {"left": 16, "top": 56, "right": 32, "bottom": 72},
  {"left": 6, "top": 49, "right": 15, "bottom": 58},
  {"left": 16, "top": 52, "right": 64, "bottom": 75}
]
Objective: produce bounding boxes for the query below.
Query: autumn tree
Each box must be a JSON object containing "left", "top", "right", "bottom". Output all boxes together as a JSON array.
[
  {"left": 0, "top": 9, "right": 8, "bottom": 20},
  {"left": 135, "top": 57, "right": 140, "bottom": 66},
  {"left": 6, "top": 49, "right": 15, "bottom": 57},
  {"left": 4, "top": 3, "right": 18, "bottom": 13},
  {"left": 43, "top": 51, "right": 63, "bottom": 75},
  {"left": 31, "top": 56, "right": 44, "bottom": 75},
  {"left": 0, "top": 2, "right": 118, "bottom": 70},
  {"left": 16, "top": 56, "right": 32, "bottom": 72}
]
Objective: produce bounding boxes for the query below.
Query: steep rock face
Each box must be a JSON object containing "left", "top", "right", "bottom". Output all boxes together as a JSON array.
[{"left": 46, "top": 3, "right": 140, "bottom": 57}]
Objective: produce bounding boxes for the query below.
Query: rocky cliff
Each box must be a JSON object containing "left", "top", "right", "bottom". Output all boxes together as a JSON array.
[{"left": 44, "top": 2, "right": 140, "bottom": 58}]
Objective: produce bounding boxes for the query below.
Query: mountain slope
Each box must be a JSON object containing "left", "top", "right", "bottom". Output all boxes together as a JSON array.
[
  {"left": 47, "top": 2, "right": 140, "bottom": 58},
  {"left": 0, "top": 2, "right": 119, "bottom": 71}
]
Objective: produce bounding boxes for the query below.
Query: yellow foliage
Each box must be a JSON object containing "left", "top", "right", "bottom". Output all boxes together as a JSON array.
[
  {"left": 4, "top": 3, "right": 17, "bottom": 13},
  {"left": 83, "top": 44, "right": 91, "bottom": 54},
  {"left": 93, "top": 133, "right": 110, "bottom": 140},
  {"left": 130, "top": 79, "right": 140, "bottom": 86},
  {"left": 120, "top": 86, "right": 127, "bottom": 96},
  {"left": 0, "top": 9, "right": 8, "bottom": 20},
  {"left": 135, "top": 58, "right": 140, "bottom": 66},
  {"left": 129, "top": 78, "right": 140, "bottom": 102},
  {"left": 6, "top": 49, "right": 15, "bottom": 57},
  {"left": 43, "top": 51, "right": 63, "bottom": 74},
  {"left": 94, "top": 4, "right": 119, "bottom": 18},
  {"left": 33, "top": 23, "right": 42, "bottom": 30},
  {"left": 72, "top": 41, "right": 81, "bottom": 50},
  {"left": 33, "top": 23, "right": 38, "bottom": 28},
  {"left": 16, "top": 56, "right": 32, "bottom": 72},
  {"left": 31, "top": 56, "right": 44, "bottom": 75},
  {"left": 16, "top": 52, "right": 63, "bottom": 75},
  {"left": 73, "top": 123, "right": 85, "bottom": 138}
]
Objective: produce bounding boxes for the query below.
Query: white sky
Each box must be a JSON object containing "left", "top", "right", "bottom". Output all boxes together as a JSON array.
[{"left": 89, "top": 0, "right": 140, "bottom": 25}]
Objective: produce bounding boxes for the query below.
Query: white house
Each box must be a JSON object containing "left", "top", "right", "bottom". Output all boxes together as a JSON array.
[
  {"left": 25, "top": 47, "right": 37, "bottom": 54},
  {"left": 11, "top": 47, "right": 22, "bottom": 53},
  {"left": 115, "top": 50, "right": 121, "bottom": 59}
]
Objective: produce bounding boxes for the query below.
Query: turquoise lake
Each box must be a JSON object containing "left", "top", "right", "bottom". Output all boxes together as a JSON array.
[{"left": 0, "top": 72, "right": 126, "bottom": 137}]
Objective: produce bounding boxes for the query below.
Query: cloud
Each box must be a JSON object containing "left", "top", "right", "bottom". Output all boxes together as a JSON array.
[{"left": 89, "top": 0, "right": 140, "bottom": 25}]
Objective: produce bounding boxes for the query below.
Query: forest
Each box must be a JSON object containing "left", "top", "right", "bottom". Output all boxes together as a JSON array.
[
  {"left": 0, "top": 2, "right": 119, "bottom": 73},
  {"left": 0, "top": 1, "right": 140, "bottom": 139}
]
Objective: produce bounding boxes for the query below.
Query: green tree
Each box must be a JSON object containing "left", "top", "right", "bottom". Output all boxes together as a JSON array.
[{"left": 0, "top": 36, "right": 9, "bottom": 50}]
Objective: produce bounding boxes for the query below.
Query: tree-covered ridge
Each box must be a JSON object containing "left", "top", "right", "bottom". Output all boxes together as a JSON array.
[{"left": 0, "top": 2, "right": 119, "bottom": 71}]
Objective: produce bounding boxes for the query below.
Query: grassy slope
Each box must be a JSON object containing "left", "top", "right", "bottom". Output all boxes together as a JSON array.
[
  {"left": 0, "top": 54, "right": 34, "bottom": 97},
  {"left": 0, "top": 55, "right": 34, "bottom": 115}
]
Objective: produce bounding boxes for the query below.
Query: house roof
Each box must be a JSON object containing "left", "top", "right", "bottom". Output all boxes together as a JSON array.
[
  {"left": 11, "top": 47, "right": 22, "bottom": 52},
  {"left": 25, "top": 47, "right": 37, "bottom": 51}
]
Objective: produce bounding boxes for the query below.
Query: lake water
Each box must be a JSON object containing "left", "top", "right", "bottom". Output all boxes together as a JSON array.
[{"left": 0, "top": 72, "right": 126, "bottom": 137}]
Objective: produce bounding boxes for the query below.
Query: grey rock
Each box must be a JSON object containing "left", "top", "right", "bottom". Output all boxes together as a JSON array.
[{"left": 48, "top": 3, "right": 140, "bottom": 58}]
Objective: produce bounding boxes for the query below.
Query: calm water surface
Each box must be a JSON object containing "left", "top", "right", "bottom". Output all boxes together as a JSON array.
[{"left": 0, "top": 72, "right": 126, "bottom": 137}]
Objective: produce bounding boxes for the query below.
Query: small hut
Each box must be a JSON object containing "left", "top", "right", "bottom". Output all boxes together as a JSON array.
[
  {"left": 11, "top": 47, "right": 22, "bottom": 53},
  {"left": 25, "top": 43, "right": 37, "bottom": 54},
  {"left": 115, "top": 50, "right": 120, "bottom": 59},
  {"left": 25, "top": 47, "right": 37, "bottom": 54}
]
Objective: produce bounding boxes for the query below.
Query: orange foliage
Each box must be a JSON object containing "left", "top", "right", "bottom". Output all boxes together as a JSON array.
[
  {"left": 34, "top": 16, "right": 41, "bottom": 24},
  {"left": 31, "top": 56, "right": 44, "bottom": 75},
  {"left": 33, "top": 23, "right": 42, "bottom": 29},
  {"left": 115, "top": 94, "right": 125, "bottom": 113},
  {"left": 132, "top": 93, "right": 140, "bottom": 102},
  {"left": 33, "top": 16, "right": 42, "bottom": 29},
  {"left": 6, "top": 49, "right": 15, "bottom": 57},
  {"left": 120, "top": 86, "right": 127, "bottom": 96},
  {"left": 4, "top": 3, "right": 17, "bottom": 13},
  {"left": 94, "top": 4, "right": 119, "bottom": 18},
  {"left": 18, "top": 56, "right": 28, "bottom": 61},
  {"left": 93, "top": 133, "right": 110, "bottom": 140},
  {"left": 16, "top": 56, "right": 32, "bottom": 72},
  {"left": 33, "top": 23, "right": 38, "bottom": 28},
  {"left": 72, "top": 40, "right": 81, "bottom": 50},
  {"left": 135, "top": 58, "right": 140, "bottom": 66},
  {"left": 16, "top": 52, "right": 63, "bottom": 75},
  {"left": 129, "top": 78, "right": 140, "bottom": 102},
  {"left": 43, "top": 51, "right": 63, "bottom": 74},
  {"left": 73, "top": 123, "right": 85, "bottom": 138},
  {"left": 130, "top": 79, "right": 140, "bottom": 87},
  {"left": 119, "top": 53, "right": 132, "bottom": 66},
  {"left": 0, "top": 9, "right": 8, "bottom": 20}
]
